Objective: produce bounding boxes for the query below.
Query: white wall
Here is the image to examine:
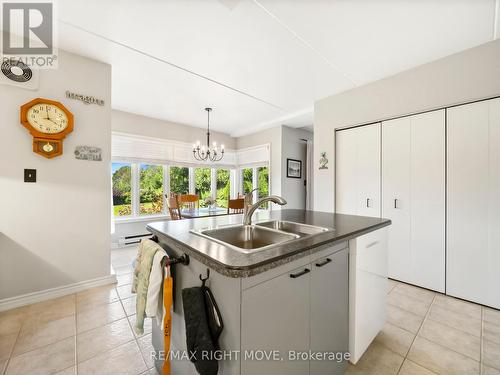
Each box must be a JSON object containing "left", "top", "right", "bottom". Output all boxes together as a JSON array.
[
  {"left": 314, "top": 39, "right": 500, "bottom": 213},
  {"left": 0, "top": 50, "right": 112, "bottom": 300},
  {"left": 112, "top": 110, "right": 236, "bottom": 149},
  {"left": 281, "top": 126, "right": 313, "bottom": 209}
]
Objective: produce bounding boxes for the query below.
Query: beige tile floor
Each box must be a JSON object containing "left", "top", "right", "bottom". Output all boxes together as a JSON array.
[
  {"left": 348, "top": 279, "right": 500, "bottom": 375},
  {"left": 1, "top": 246, "right": 500, "bottom": 375},
  {"left": 0, "top": 247, "right": 158, "bottom": 375}
]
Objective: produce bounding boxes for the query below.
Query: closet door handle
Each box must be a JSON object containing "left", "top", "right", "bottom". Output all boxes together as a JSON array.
[
  {"left": 315, "top": 258, "right": 332, "bottom": 268},
  {"left": 366, "top": 198, "right": 371, "bottom": 208},
  {"left": 290, "top": 268, "right": 310, "bottom": 279},
  {"left": 394, "top": 199, "right": 398, "bottom": 209}
]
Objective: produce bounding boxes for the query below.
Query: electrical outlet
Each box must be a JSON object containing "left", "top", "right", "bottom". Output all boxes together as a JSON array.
[{"left": 24, "top": 169, "right": 36, "bottom": 183}]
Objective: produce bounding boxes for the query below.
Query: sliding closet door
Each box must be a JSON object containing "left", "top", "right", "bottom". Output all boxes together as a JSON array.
[
  {"left": 410, "top": 110, "right": 445, "bottom": 292},
  {"left": 488, "top": 99, "right": 500, "bottom": 308},
  {"left": 336, "top": 129, "right": 358, "bottom": 215},
  {"left": 382, "top": 118, "right": 411, "bottom": 284},
  {"left": 356, "top": 124, "right": 381, "bottom": 217},
  {"left": 335, "top": 123, "right": 381, "bottom": 217},
  {"left": 448, "top": 99, "right": 500, "bottom": 308},
  {"left": 383, "top": 110, "right": 445, "bottom": 291}
]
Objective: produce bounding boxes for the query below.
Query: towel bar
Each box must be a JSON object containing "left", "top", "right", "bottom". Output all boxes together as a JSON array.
[{"left": 151, "top": 235, "right": 190, "bottom": 266}]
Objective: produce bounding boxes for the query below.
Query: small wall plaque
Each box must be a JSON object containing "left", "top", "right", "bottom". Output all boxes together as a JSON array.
[
  {"left": 75, "top": 146, "right": 102, "bottom": 161},
  {"left": 65, "top": 91, "right": 105, "bottom": 106},
  {"left": 319, "top": 152, "right": 329, "bottom": 170}
]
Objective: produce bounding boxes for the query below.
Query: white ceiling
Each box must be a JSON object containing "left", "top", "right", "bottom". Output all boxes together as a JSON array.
[{"left": 57, "top": 0, "right": 499, "bottom": 136}]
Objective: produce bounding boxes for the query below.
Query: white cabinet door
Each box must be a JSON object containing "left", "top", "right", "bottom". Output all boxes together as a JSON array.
[
  {"left": 410, "top": 110, "right": 445, "bottom": 292},
  {"left": 310, "top": 249, "right": 348, "bottom": 375},
  {"left": 382, "top": 117, "right": 411, "bottom": 284},
  {"left": 349, "top": 228, "right": 388, "bottom": 364},
  {"left": 241, "top": 265, "right": 311, "bottom": 375},
  {"left": 447, "top": 99, "right": 500, "bottom": 308},
  {"left": 335, "top": 123, "right": 381, "bottom": 217}
]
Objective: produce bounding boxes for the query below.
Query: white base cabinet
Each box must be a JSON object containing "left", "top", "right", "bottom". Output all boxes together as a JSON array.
[
  {"left": 349, "top": 228, "right": 388, "bottom": 364},
  {"left": 241, "top": 245, "right": 349, "bottom": 375},
  {"left": 447, "top": 98, "right": 500, "bottom": 309}
]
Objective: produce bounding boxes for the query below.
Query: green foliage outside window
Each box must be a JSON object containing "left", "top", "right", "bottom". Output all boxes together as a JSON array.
[
  {"left": 170, "top": 166, "right": 189, "bottom": 195},
  {"left": 257, "top": 166, "right": 269, "bottom": 208},
  {"left": 242, "top": 168, "right": 253, "bottom": 195},
  {"left": 112, "top": 163, "right": 132, "bottom": 216},
  {"left": 216, "top": 169, "right": 230, "bottom": 208},
  {"left": 195, "top": 168, "right": 211, "bottom": 207},
  {"left": 139, "top": 165, "right": 163, "bottom": 215}
]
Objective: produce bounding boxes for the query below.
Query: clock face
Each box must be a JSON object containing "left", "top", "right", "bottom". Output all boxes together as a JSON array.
[{"left": 26, "top": 103, "right": 69, "bottom": 134}]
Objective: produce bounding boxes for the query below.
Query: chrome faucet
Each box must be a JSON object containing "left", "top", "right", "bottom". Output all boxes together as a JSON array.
[
  {"left": 242, "top": 192, "right": 287, "bottom": 226},
  {"left": 243, "top": 188, "right": 258, "bottom": 218}
]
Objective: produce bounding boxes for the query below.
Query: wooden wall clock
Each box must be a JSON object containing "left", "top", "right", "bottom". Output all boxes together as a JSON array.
[{"left": 20, "top": 98, "right": 74, "bottom": 159}]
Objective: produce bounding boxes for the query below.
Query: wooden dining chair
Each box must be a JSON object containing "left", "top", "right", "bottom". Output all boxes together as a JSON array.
[
  {"left": 227, "top": 198, "right": 245, "bottom": 214},
  {"left": 178, "top": 194, "right": 199, "bottom": 211},
  {"left": 166, "top": 195, "right": 182, "bottom": 220}
]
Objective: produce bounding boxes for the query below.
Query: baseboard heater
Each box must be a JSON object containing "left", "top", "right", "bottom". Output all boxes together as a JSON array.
[{"left": 118, "top": 233, "right": 153, "bottom": 247}]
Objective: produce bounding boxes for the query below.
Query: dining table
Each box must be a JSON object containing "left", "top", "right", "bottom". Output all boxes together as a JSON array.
[{"left": 180, "top": 206, "right": 236, "bottom": 219}]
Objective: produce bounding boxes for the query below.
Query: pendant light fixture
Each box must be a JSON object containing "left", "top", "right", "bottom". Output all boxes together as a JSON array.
[{"left": 193, "top": 107, "right": 224, "bottom": 162}]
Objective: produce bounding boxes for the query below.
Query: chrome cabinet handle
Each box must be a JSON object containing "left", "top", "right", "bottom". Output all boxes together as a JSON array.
[
  {"left": 394, "top": 199, "right": 398, "bottom": 209},
  {"left": 290, "top": 268, "right": 310, "bottom": 279},
  {"left": 366, "top": 198, "right": 371, "bottom": 208},
  {"left": 315, "top": 258, "right": 332, "bottom": 268}
]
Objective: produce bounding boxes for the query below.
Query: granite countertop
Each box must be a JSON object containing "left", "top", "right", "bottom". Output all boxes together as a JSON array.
[{"left": 147, "top": 209, "right": 391, "bottom": 278}]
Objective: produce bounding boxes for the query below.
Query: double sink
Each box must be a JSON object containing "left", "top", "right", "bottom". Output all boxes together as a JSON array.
[{"left": 191, "top": 220, "right": 331, "bottom": 253}]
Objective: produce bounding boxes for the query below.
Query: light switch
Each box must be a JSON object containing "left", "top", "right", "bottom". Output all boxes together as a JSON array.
[{"left": 24, "top": 169, "right": 36, "bottom": 183}]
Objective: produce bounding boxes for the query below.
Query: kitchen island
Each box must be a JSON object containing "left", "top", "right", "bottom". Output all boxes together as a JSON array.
[{"left": 147, "top": 209, "right": 390, "bottom": 375}]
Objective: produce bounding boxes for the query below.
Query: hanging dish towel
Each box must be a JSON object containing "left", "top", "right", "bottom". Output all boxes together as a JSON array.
[
  {"left": 131, "top": 239, "right": 162, "bottom": 335},
  {"left": 162, "top": 266, "right": 173, "bottom": 375},
  {"left": 182, "top": 280, "right": 223, "bottom": 375},
  {"left": 146, "top": 249, "right": 167, "bottom": 326}
]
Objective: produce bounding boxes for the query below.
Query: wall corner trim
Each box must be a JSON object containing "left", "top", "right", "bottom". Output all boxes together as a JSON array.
[{"left": 0, "top": 274, "right": 117, "bottom": 312}]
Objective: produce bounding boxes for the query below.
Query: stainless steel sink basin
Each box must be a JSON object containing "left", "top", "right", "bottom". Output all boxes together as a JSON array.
[
  {"left": 256, "top": 220, "right": 331, "bottom": 237},
  {"left": 191, "top": 225, "right": 299, "bottom": 253}
]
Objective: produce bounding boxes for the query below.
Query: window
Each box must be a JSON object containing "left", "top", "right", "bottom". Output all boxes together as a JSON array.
[
  {"left": 139, "top": 164, "right": 163, "bottom": 215},
  {"left": 242, "top": 168, "right": 253, "bottom": 194},
  {"left": 257, "top": 166, "right": 269, "bottom": 208},
  {"left": 112, "top": 163, "right": 132, "bottom": 216},
  {"left": 195, "top": 168, "right": 211, "bottom": 207},
  {"left": 111, "top": 161, "right": 269, "bottom": 220},
  {"left": 216, "top": 169, "right": 230, "bottom": 208},
  {"left": 170, "top": 166, "right": 189, "bottom": 195}
]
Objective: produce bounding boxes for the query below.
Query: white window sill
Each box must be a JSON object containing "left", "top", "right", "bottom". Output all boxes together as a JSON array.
[{"left": 114, "top": 214, "right": 170, "bottom": 224}]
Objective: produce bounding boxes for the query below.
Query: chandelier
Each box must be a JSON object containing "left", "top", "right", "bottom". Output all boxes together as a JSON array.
[{"left": 193, "top": 107, "right": 224, "bottom": 162}]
